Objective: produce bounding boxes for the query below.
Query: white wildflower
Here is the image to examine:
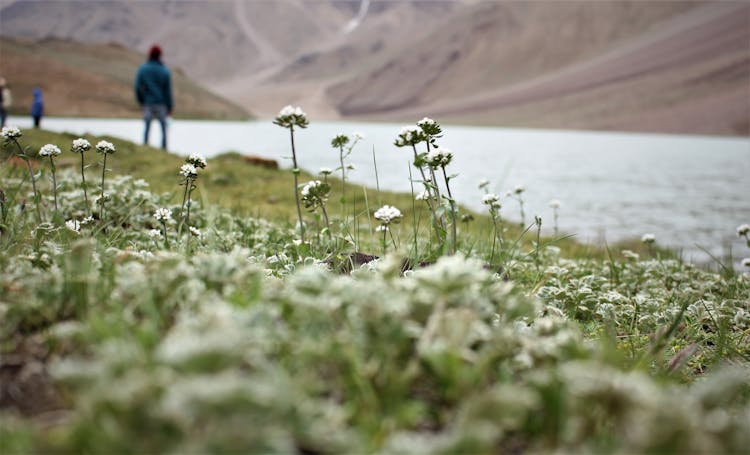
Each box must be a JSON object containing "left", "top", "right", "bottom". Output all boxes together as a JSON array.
[
  {"left": 415, "top": 190, "right": 431, "bottom": 201},
  {"left": 95, "top": 140, "right": 116, "bottom": 154},
  {"left": 71, "top": 138, "right": 91, "bottom": 154},
  {"left": 1, "top": 125, "right": 22, "bottom": 140},
  {"left": 514, "top": 185, "right": 525, "bottom": 194},
  {"left": 352, "top": 131, "right": 365, "bottom": 140},
  {"left": 621, "top": 250, "right": 640, "bottom": 260},
  {"left": 374, "top": 205, "right": 402, "bottom": 225},
  {"left": 375, "top": 225, "right": 389, "bottom": 232},
  {"left": 319, "top": 167, "right": 332, "bottom": 176},
  {"left": 39, "top": 144, "right": 61, "bottom": 157},
  {"left": 189, "top": 226, "right": 201, "bottom": 237},
  {"left": 742, "top": 258, "right": 750, "bottom": 268},
  {"left": 482, "top": 193, "right": 501, "bottom": 208},
  {"left": 186, "top": 153, "right": 207, "bottom": 169},
  {"left": 65, "top": 219, "right": 81, "bottom": 233},
  {"left": 641, "top": 233, "right": 656, "bottom": 244},
  {"left": 478, "top": 179, "right": 490, "bottom": 190},
  {"left": 737, "top": 224, "right": 750, "bottom": 237},
  {"left": 154, "top": 207, "right": 172, "bottom": 222},
  {"left": 179, "top": 163, "right": 197, "bottom": 178},
  {"left": 549, "top": 199, "right": 561, "bottom": 209},
  {"left": 147, "top": 229, "right": 162, "bottom": 238},
  {"left": 274, "top": 105, "right": 308, "bottom": 128}
]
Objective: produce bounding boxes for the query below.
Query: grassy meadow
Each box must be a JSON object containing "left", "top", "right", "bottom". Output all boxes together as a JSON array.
[{"left": 1, "top": 118, "right": 749, "bottom": 454}]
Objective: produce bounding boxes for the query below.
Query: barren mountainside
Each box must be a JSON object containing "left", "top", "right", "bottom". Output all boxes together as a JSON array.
[{"left": 1, "top": 0, "right": 747, "bottom": 135}]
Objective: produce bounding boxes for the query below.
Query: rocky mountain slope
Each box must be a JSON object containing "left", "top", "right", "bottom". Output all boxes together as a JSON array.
[
  {"left": 1, "top": 0, "right": 747, "bottom": 135},
  {"left": 0, "top": 37, "right": 249, "bottom": 119}
]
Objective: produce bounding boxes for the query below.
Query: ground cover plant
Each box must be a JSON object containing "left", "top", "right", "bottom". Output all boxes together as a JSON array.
[{"left": 1, "top": 119, "right": 749, "bottom": 454}]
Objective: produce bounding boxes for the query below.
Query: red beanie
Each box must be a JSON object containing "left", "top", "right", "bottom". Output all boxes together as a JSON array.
[{"left": 149, "top": 45, "right": 162, "bottom": 59}]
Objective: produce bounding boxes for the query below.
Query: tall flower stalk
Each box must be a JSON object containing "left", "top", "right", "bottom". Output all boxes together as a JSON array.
[
  {"left": 179, "top": 153, "right": 207, "bottom": 233},
  {"left": 427, "top": 147, "right": 458, "bottom": 254},
  {"left": 274, "top": 105, "right": 309, "bottom": 242},
  {"left": 39, "top": 144, "right": 62, "bottom": 212},
  {"left": 482, "top": 193, "right": 502, "bottom": 265},
  {"left": 95, "top": 140, "right": 116, "bottom": 220},
  {"left": 154, "top": 207, "right": 172, "bottom": 248},
  {"left": 71, "top": 138, "right": 92, "bottom": 214},
  {"left": 2, "top": 126, "right": 42, "bottom": 221},
  {"left": 374, "top": 204, "right": 402, "bottom": 256},
  {"left": 301, "top": 180, "right": 332, "bottom": 240}
]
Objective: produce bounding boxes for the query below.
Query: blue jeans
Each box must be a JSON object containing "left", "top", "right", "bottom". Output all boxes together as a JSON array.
[{"left": 143, "top": 104, "right": 168, "bottom": 150}]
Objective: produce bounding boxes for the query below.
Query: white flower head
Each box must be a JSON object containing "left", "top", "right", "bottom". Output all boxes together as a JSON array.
[
  {"left": 186, "top": 153, "right": 207, "bottom": 169},
  {"left": 742, "top": 258, "right": 750, "bottom": 268},
  {"left": 737, "top": 224, "right": 750, "bottom": 237},
  {"left": 415, "top": 190, "right": 431, "bottom": 201},
  {"left": 96, "top": 140, "right": 116, "bottom": 154},
  {"left": 478, "top": 179, "right": 490, "bottom": 190},
  {"left": 426, "top": 148, "right": 453, "bottom": 168},
  {"left": 375, "top": 225, "right": 389, "bottom": 232},
  {"left": 621, "top": 249, "right": 640, "bottom": 260},
  {"left": 374, "top": 204, "right": 403, "bottom": 225},
  {"left": 482, "top": 193, "right": 501, "bottom": 208},
  {"left": 179, "top": 163, "right": 198, "bottom": 178},
  {"left": 514, "top": 185, "right": 525, "bottom": 195},
  {"left": 274, "top": 105, "right": 308, "bottom": 128},
  {"left": 189, "top": 226, "right": 202, "bottom": 237},
  {"left": 147, "top": 229, "right": 162, "bottom": 238},
  {"left": 394, "top": 126, "right": 424, "bottom": 147},
  {"left": 65, "top": 219, "right": 81, "bottom": 233},
  {"left": 39, "top": 144, "right": 61, "bottom": 157},
  {"left": 549, "top": 199, "right": 561, "bottom": 209},
  {"left": 154, "top": 207, "right": 172, "bottom": 222},
  {"left": 71, "top": 138, "right": 91, "bottom": 154},
  {"left": 1, "top": 125, "right": 22, "bottom": 140},
  {"left": 319, "top": 167, "right": 333, "bottom": 176},
  {"left": 641, "top": 233, "right": 656, "bottom": 244}
]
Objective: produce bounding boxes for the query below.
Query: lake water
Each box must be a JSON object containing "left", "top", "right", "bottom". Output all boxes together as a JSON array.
[{"left": 8, "top": 115, "right": 750, "bottom": 264}]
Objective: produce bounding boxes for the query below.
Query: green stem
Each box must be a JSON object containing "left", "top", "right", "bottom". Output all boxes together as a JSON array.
[
  {"left": 49, "top": 156, "right": 58, "bottom": 212},
  {"left": 12, "top": 138, "right": 41, "bottom": 221},
  {"left": 100, "top": 153, "right": 108, "bottom": 220},
  {"left": 80, "top": 153, "right": 89, "bottom": 215},
  {"left": 289, "top": 126, "right": 305, "bottom": 241},
  {"left": 321, "top": 203, "right": 331, "bottom": 239},
  {"left": 441, "top": 165, "right": 457, "bottom": 254}
]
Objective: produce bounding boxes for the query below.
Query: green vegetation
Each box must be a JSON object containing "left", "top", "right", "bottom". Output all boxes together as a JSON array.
[{"left": 1, "top": 123, "right": 748, "bottom": 454}]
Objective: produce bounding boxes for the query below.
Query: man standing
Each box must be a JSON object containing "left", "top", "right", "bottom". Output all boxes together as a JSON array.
[{"left": 135, "top": 45, "right": 173, "bottom": 150}]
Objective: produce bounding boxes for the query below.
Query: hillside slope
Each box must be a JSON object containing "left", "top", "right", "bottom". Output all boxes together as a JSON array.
[
  {"left": 1, "top": 0, "right": 747, "bottom": 135},
  {"left": 0, "top": 37, "right": 250, "bottom": 119}
]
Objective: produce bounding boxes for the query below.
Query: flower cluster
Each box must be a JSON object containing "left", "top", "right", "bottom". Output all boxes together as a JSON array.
[
  {"left": 39, "top": 144, "right": 62, "bottom": 157},
  {"left": 1, "top": 125, "right": 22, "bottom": 140},
  {"left": 641, "top": 233, "right": 656, "bottom": 244},
  {"left": 154, "top": 207, "right": 172, "bottom": 222},
  {"left": 374, "top": 205, "right": 403, "bottom": 226},
  {"left": 394, "top": 126, "right": 425, "bottom": 147},
  {"left": 273, "top": 105, "right": 308, "bottom": 129},
  {"left": 549, "top": 199, "right": 561, "bottom": 209},
  {"left": 179, "top": 163, "right": 198, "bottom": 179},
  {"left": 96, "top": 140, "right": 116, "bottom": 155},
  {"left": 331, "top": 133, "right": 349, "bottom": 148},
  {"left": 186, "top": 153, "right": 207, "bottom": 169},
  {"left": 482, "top": 193, "right": 501, "bottom": 210},
  {"left": 425, "top": 147, "right": 453, "bottom": 168},
  {"left": 71, "top": 138, "right": 91, "bottom": 154},
  {"left": 417, "top": 117, "right": 442, "bottom": 137},
  {"left": 318, "top": 167, "right": 332, "bottom": 176},
  {"left": 514, "top": 185, "right": 525, "bottom": 195},
  {"left": 737, "top": 224, "right": 749, "bottom": 238},
  {"left": 300, "top": 180, "right": 330, "bottom": 210}
]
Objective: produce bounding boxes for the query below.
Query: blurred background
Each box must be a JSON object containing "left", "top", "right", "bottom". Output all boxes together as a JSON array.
[{"left": 1, "top": 0, "right": 748, "bottom": 136}]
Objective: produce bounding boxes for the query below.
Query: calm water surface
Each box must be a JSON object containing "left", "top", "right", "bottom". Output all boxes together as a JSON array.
[{"left": 10, "top": 116, "right": 749, "bottom": 263}]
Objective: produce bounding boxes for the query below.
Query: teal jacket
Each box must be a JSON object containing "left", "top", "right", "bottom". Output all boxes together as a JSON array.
[{"left": 135, "top": 59, "right": 173, "bottom": 110}]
